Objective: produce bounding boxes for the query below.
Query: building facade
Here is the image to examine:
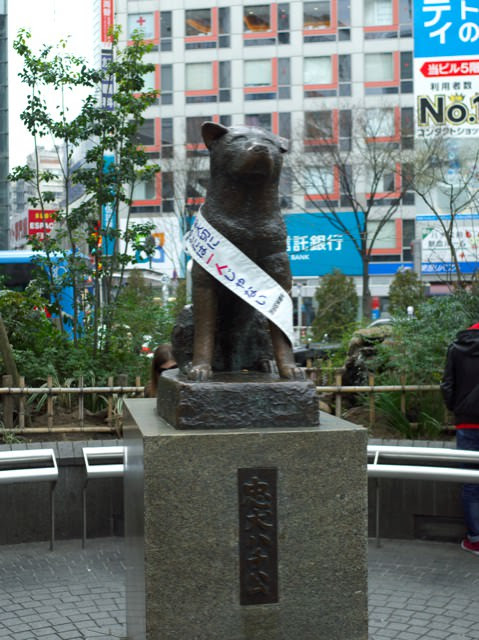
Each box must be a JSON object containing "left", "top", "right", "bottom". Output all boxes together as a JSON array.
[
  {"left": 9, "top": 147, "right": 66, "bottom": 249},
  {"left": 108, "top": 0, "right": 419, "bottom": 316}
]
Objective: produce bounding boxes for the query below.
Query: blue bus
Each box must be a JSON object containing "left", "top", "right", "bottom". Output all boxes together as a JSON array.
[{"left": 0, "top": 250, "right": 85, "bottom": 332}]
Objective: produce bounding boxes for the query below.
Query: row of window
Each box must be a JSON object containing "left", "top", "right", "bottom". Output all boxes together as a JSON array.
[
  {"left": 131, "top": 110, "right": 415, "bottom": 213},
  {"left": 127, "top": 0, "right": 413, "bottom": 49},
  {"left": 131, "top": 165, "right": 415, "bottom": 215},
  {"left": 138, "top": 51, "right": 413, "bottom": 104},
  {"left": 136, "top": 108, "right": 414, "bottom": 157}
]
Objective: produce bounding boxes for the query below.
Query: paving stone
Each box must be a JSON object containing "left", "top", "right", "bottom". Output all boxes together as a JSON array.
[{"left": 0, "top": 536, "right": 478, "bottom": 639}]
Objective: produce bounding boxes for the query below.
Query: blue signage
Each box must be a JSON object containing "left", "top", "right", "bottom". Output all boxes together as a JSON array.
[
  {"left": 101, "top": 154, "right": 116, "bottom": 256},
  {"left": 414, "top": 0, "right": 479, "bottom": 58},
  {"left": 285, "top": 212, "right": 363, "bottom": 277}
]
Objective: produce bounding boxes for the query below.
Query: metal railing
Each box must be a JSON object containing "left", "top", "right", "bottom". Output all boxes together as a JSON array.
[
  {"left": 0, "top": 449, "right": 58, "bottom": 549},
  {"left": 368, "top": 445, "right": 479, "bottom": 546}
]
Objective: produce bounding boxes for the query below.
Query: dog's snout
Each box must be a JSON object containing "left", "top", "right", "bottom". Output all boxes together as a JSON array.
[{"left": 248, "top": 142, "right": 269, "bottom": 154}]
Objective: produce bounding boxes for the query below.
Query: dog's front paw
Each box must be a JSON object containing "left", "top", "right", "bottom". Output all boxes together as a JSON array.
[
  {"left": 187, "top": 363, "right": 213, "bottom": 381},
  {"left": 278, "top": 363, "right": 306, "bottom": 380}
]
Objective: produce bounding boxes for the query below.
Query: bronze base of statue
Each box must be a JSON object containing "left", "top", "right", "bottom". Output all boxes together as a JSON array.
[{"left": 156, "top": 369, "right": 319, "bottom": 431}]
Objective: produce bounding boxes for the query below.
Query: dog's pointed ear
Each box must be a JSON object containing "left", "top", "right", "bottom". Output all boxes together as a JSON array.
[
  {"left": 202, "top": 122, "right": 229, "bottom": 149},
  {"left": 278, "top": 136, "right": 289, "bottom": 153}
]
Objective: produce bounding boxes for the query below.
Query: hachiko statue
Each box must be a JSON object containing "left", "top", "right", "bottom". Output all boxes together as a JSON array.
[{"left": 175, "top": 121, "right": 303, "bottom": 382}]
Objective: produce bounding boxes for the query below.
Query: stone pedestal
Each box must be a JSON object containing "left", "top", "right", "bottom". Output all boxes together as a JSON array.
[
  {"left": 157, "top": 370, "right": 319, "bottom": 430},
  {"left": 124, "top": 399, "right": 368, "bottom": 640}
]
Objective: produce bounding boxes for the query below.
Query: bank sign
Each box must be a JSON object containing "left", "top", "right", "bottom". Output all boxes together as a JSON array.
[
  {"left": 414, "top": 0, "right": 479, "bottom": 137},
  {"left": 284, "top": 212, "right": 362, "bottom": 277}
]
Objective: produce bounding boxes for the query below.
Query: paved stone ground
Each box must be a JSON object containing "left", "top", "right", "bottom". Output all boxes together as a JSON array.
[
  {"left": 0, "top": 539, "right": 126, "bottom": 640},
  {"left": 368, "top": 539, "right": 479, "bottom": 640},
  {"left": 1, "top": 536, "right": 478, "bottom": 639}
]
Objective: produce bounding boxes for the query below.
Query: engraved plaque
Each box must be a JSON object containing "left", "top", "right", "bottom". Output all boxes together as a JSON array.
[{"left": 238, "top": 468, "right": 278, "bottom": 605}]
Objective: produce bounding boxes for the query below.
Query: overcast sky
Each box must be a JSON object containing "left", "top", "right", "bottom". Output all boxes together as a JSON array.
[{"left": 8, "top": 0, "right": 94, "bottom": 167}]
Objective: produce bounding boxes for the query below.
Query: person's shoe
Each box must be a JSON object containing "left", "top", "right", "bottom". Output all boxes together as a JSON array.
[{"left": 461, "top": 538, "right": 479, "bottom": 555}]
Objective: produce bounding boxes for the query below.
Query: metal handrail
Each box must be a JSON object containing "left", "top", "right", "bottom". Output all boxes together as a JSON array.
[
  {"left": 367, "top": 444, "right": 479, "bottom": 547},
  {"left": 82, "top": 446, "right": 125, "bottom": 548},
  {"left": 0, "top": 449, "right": 58, "bottom": 550}
]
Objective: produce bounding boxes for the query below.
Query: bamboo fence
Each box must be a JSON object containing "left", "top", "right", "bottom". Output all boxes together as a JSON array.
[{"left": 0, "top": 366, "right": 449, "bottom": 436}]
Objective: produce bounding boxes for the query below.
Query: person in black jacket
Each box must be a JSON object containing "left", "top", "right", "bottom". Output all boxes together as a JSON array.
[{"left": 441, "top": 322, "right": 479, "bottom": 555}]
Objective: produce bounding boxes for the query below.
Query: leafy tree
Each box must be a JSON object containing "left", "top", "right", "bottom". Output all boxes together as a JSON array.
[
  {"left": 388, "top": 269, "right": 425, "bottom": 316},
  {"left": 374, "top": 290, "right": 479, "bottom": 385},
  {"left": 311, "top": 269, "right": 358, "bottom": 341},
  {"left": 412, "top": 135, "right": 479, "bottom": 287},
  {"left": 9, "top": 28, "right": 160, "bottom": 351}
]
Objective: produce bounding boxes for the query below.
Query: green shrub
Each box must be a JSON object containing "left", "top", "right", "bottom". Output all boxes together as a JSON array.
[
  {"left": 311, "top": 269, "right": 358, "bottom": 342},
  {"left": 388, "top": 269, "right": 425, "bottom": 316}
]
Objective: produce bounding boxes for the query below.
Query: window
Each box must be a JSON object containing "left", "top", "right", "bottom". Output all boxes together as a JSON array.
[
  {"left": 185, "top": 62, "right": 220, "bottom": 103},
  {"left": 219, "top": 61, "right": 231, "bottom": 101},
  {"left": 368, "top": 221, "right": 397, "bottom": 250},
  {"left": 338, "top": 54, "right": 351, "bottom": 96},
  {"left": 279, "top": 112, "right": 291, "bottom": 140},
  {"left": 186, "top": 116, "right": 211, "bottom": 155},
  {"left": 304, "top": 57, "right": 332, "bottom": 85},
  {"left": 401, "top": 107, "right": 414, "bottom": 150},
  {"left": 278, "top": 3, "right": 290, "bottom": 43},
  {"left": 162, "top": 173, "right": 174, "bottom": 211},
  {"left": 367, "top": 108, "right": 395, "bottom": 138},
  {"left": 365, "top": 53, "right": 394, "bottom": 82},
  {"left": 185, "top": 7, "right": 230, "bottom": 48},
  {"left": 244, "top": 60, "right": 272, "bottom": 87},
  {"left": 245, "top": 113, "right": 272, "bottom": 130},
  {"left": 128, "top": 13, "right": 154, "bottom": 39},
  {"left": 244, "top": 5, "right": 271, "bottom": 32},
  {"left": 399, "top": 0, "right": 412, "bottom": 36},
  {"left": 278, "top": 58, "right": 291, "bottom": 98},
  {"left": 187, "top": 117, "right": 206, "bottom": 144},
  {"left": 303, "top": 0, "right": 350, "bottom": 40},
  {"left": 400, "top": 51, "right": 413, "bottom": 93},
  {"left": 364, "top": 0, "right": 393, "bottom": 26},
  {"left": 186, "top": 63, "right": 213, "bottom": 92},
  {"left": 303, "top": 2, "right": 330, "bottom": 29},
  {"left": 161, "top": 65, "right": 172, "bottom": 105},
  {"left": 185, "top": 9, "right": 212, "bottom": 36},
  {"left": 136, "top": 119, "right": 155, "bottom": 147},
  {"left": 305, "top": 111, "right": 333, "bottom": 140},
  {"left": 244, "top": 5, "right": 290, "bottom": 45},
  {"left": 186, "top": 172, "right": 209, "bottom": 201},
  {"left": 305, "top": 167, "right": 334, "bottom": 195},
  {"left": 161, "top": 118, "right": 173, "bottom": 158},
  {"left": 160, "top": 11, "right": 172, "bottom": 51},
  {"left": 142, "top": 69, "right": 156, "bottom": 92},
  {"left": 133, "top": 179, "right": 156, "bottom": 201},
  {"left": 219, "top": 8, "right": 230, "bottom": 47}
]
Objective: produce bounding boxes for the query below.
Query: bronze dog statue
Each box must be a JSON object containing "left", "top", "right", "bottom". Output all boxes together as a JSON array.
[{"left": 178, "top": 122, "right": 303, "bottom": 382}]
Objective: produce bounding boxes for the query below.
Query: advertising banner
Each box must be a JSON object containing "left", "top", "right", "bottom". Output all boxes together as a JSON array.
[
  {"left": 101, "top": 0, "right": 114, "bottom": 44},
  {"left": 414, "top": 0, "right": 479, "bottom": 138},
  {"left": 417, "top": 213, "right": 479, "bottom": 274},
  {"left": 284, "top": 212, "right": 363, "bottom": 277},
  {"left": 100, "top": 49, "right": 114, "bottom": 111},
  {"left": 101, "top": 155, "right": 116, "bottom": 256},
  {"left": 28, "top": 209, "right": 57, "bottom": 239}
]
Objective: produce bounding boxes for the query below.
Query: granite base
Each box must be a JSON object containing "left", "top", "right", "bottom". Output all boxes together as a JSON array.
[{"left": 124, "top": 399, "right": 368, "bottom": 640}]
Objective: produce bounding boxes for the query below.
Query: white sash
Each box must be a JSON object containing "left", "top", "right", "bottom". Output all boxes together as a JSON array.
[{"left": 185, "top": 211, "right": 294, "bottom": 345}]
